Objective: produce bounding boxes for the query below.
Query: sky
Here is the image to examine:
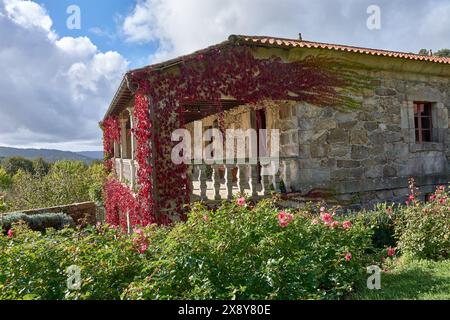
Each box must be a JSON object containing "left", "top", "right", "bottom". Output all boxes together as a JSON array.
[{"left": 0, "top": 0, "right": 450, "bottom": 152}]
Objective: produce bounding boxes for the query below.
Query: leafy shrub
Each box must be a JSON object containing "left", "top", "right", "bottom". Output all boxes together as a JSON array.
[
  {"left": 358, "top": 203, "right": 397, "bottom": 249},
  {"left": 0, "top": 167, "right": 12, "bottom": 191},
  {"left": 122, "top": 199, "right": 373, "bottom": 300},
  {"left": 0, "top": 212, "right": 74, "bottom": 232},
  {"left": 5, "top": 161, "right": 107, "bottom": 211},
  {"left": 0, "top": 223, "right": 145, "bottom": 300},
  {"left": 395, "top": 185, "right": 450, "bottom": 260},
  {"left": 2, "top": 157, "right": 34, "bottom": 176}
]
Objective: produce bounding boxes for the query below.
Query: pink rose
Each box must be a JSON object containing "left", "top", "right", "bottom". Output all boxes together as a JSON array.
[
  {"left": 7, "top": 229, "right": 13, "bottom": 238},
  {"left": 311, "top": 219, "right": 319, "bottom": 225},
  {"left": 387, "top": 247, "right": 396, "bottom": 257},
  {"left": 342, "top": 221, "right": 352, "bottom": 230},
  {"left": 237, "top": 198, "right": 246, "bottom": 207},
  {"left": 320, "top": 207, "right": 326, "bottom": 213},
  {"left": 138, "top": 243, "right": 148, "bottom": 254},
  {"left": 278, "top": 211, "right": 293, "bottom": 228},
  {"left": 345, "top": 252, "right": 352, "bottom": 262},
  {"left": 330, "top": 221, "right": 339, "bottom": 229},
  {"left": 203, "top": 215, "right": 209, "bottom": 222},
  {"left": 134, "top": 228, "right": 144, "bottom": 236},
  {"left": 321, "top": 213, "right": 333, "bottom": 225}
]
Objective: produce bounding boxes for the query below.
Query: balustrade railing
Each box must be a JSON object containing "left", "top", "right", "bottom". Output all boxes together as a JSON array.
[
  {"left": 115, "top": 158, "right": 138, "bottom": 189},
  {"left": 188, "top": 157, "right": 298, "bottom": 202}
]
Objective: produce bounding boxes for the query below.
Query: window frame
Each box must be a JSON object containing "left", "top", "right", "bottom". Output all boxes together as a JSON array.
[{"left": 413, "top": 102, "right": 433, "bottom": 144}]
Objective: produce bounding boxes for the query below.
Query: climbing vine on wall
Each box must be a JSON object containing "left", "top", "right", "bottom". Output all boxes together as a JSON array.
[{"left": 104, "top": 44, "right": 370, "bottom": 228}]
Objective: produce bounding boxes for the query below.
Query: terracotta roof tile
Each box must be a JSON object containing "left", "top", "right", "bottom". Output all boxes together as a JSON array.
[{"left": 234, "top": 35, "right": 450, "bottom": 64}]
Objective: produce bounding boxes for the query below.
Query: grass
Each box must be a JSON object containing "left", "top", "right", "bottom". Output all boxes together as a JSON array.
[{"left": 351, "top": 257, "right": 450, "bottom": 300}]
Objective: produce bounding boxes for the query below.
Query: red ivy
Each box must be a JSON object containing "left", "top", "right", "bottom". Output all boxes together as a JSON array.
[
  {"left": 102, "top": 116, "right": 121, "bottom": 158},
  {"left": 104, "top": 178, "right": 140, "bottom": 231},
  {"left": 105, "top": 46, "right": 362, "bottom": 228}
]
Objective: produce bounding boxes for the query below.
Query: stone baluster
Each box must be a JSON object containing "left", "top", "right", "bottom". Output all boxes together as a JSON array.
[
  {"left": 261, "top": 163, "right": 271, "bottom": 196},
  {"left": 130, "top": 161, "right": 136, "bottom": 189},
  {"left": 249, "top": 164, "right": 259, "bottom": 197},
  {"left": 272, "top": 161, "right": 281, "bottom": 193},
  {"left": 237, "top": 164, "right": 246, "bottom": 194},
  {"left": 198, "top": 164, "right": 207, "bottom": 201},
  {"left": 212, "top": 165, "right": 221, "bottom": 201},
  {"left": 225, "top": 164, "right": 234, "bottom": 200},
  {"left": 282, "top": 159, "right": 292, "bottom": 193},
  {"left": 119, "top": 159, "right": 124, "bottom": 182}
]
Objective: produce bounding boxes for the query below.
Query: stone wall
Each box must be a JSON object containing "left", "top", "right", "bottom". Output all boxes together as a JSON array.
[
  {"left": 278, "top": 71, "right": 450, "bottom": 207},
  {"left": 7, "top": 202, "right": 98, "bottom": 226},
  {"left": 183, "top": 70, "right": 450, "bottom": 207}
]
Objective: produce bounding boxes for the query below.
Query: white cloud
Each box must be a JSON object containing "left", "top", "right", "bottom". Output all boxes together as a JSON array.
[
  {"left": 0, "top": 0, "right": 129, "bottom": 151},
  {"left": 56, "top": 36, "right": 98, "bottom": 59},
  {"left": 122, "top": 0, "right": 450, "bottom": 64},
  {"left": 4, "top": 0, "right": 55, "bottom": 39}
]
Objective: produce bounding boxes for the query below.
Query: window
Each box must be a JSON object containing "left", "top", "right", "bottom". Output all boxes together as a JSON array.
[{"left": 414, "top": 102, "right": 433, "bottom": 143}]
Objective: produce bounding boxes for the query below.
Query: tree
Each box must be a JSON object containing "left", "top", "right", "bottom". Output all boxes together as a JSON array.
[
  {"left": 435, "top": 49, "right": 450, "bottom": 57},
  {"left": 6, "top": 160, "right": 106, "bottom": 211},
  {"left": 32, "top": 158, "right": 50, "bottom": 177},
  {"left": 0, "top": 167, "right": 12, "bottom": 191},
  {"left": 2, "top": 157, "right": 34, "bottom": 176},
  {"left": 418, "top": 49, "right": 430, "bottom": 56}
]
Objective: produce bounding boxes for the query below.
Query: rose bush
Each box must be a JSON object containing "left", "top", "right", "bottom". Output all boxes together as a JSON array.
[
  {"left": 122, "top": 199, "right": 373, "bottom": 300},
  {"left": 395, "top": 185, "right": 449, "bottom": 260}
]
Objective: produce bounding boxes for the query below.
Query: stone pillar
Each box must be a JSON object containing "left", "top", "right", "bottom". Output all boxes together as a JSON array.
[
  {"left": 127, "top": 108, "right": 136, "bottom": 190},
  {"left": 127, "top": 108, "right": 136, "bottom": 160},
  {"left": 119, "top": 118, "right": 128, "bottom": 159}
]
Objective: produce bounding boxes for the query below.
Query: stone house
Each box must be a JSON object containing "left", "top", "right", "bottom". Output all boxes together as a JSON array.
[{"left": 104, "top": 35, "right": 450, "bottom": 217}]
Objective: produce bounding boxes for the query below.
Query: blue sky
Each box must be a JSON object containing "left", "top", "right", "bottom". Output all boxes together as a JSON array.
[
  {"left": 1, "top": 0, "right": 450, "bottom": 151},
  {"left": 39, "top": 0, "right": 157, "bottom": 68}
]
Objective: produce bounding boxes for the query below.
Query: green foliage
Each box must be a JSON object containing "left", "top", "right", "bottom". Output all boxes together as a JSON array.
[
  {"left": 32, "top": 158, "right": 50, "bottom": 177},
  {"left": 0, "top": 223, "right": 145, "bottom": 300},
  {"left": 5, "top": 160, "right": 107, "bottom": 211},
  {"left": 2, "top": 157, "right": 34, "bottom": 176},
  {"left": 0, "top": 212, "right": 74, "bottom": 232},
  {"left": 418, "top": 49, "right": 430, "bottom": 56},
  {"left": 358, "top": 203, "right": 396, "bottom": 249},
  {"left": 0, "top": 189, "right": 448, "bottom": 300},
  {"left": 434, "top": 49, "right": 450, "bottom": 57},
  {"left": 0, "top": 167, "right": 12, "bottom": 191},
  {"left": 394, "top": 187, "right": 450, "bottom": 260},
  {"left": 122, "top": 199, "right": 373, "bottom": 300},
  {"left": 351, "top": 257, "right": 450, "bottom": 300}
]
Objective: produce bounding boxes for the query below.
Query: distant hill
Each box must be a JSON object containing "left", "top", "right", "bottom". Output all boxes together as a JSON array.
[
  {"left": 76, "top": 151, "right": 104, "bottom": 160},
  {"left": 0, "top": 146, "right": 103, "bottom": 163}
]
